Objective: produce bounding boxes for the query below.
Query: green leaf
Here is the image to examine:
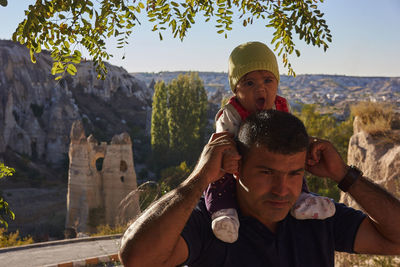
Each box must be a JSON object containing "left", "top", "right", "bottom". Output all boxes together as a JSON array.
[
  {"left": 35, "top": 43, "right": 41, "bottom": 53},
  {"left": 30, "top": 49, "right": 36, "bottom": 63},
  {"left": 0, "top": 0, "right": 8, "bottom": 7},
  {"left": 66, "top": 64, "right": 77, "bottom": 75},
  {"left": 71, "top": 57, "right": 81, "bottom": 64}
]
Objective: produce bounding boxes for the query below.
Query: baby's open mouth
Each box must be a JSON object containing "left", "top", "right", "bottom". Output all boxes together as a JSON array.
[{"left": 256, "top": 97, "right": 265, "bottom": 111}]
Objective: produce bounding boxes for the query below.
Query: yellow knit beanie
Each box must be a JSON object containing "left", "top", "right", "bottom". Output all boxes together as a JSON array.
[{"left": 228, "top": 41, "right": 280, "bottom": 93}]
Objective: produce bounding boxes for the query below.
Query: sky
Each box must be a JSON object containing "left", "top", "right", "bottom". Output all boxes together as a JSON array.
[{"left": 1, "top": 0, "right": 399, "bottom": 77}]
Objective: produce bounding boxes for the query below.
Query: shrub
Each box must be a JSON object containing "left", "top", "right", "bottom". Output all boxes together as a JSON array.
[
  {"left": 0, "top": 228, "right": 34, "bottom": 248},
  {"left": 159, "top": 162, "right": 191, "bottom": 195},
  {"left": 0, "top": 163, "right": 15, "bottom": 228},
  {"left": 294, "top": 104, "right": 354, "bottom": 201},
  {"left": 351, "top": 101, "right": 400, "bottom": 144},
  {"left": 351, "top": 101, "right": 393, "bottom": 134},
  {"left": 91, "top": 224, "right": 126, "bottom": 237}
]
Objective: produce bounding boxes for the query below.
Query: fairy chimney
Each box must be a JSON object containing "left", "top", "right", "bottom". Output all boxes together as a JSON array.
[{"left": 66, "top": 120, "right": 140, "bottom": 233}]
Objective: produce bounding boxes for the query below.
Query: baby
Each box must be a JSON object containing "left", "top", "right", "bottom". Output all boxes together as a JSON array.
[{"left": 204, "top": 41, "right": 336, "bottom": 243}]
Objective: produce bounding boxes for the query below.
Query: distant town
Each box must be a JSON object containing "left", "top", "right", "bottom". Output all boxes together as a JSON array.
[{"left": 132, "top": 71, "right": 400, "bottom": 118}]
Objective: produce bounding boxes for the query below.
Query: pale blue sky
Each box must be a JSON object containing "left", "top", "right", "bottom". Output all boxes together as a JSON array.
[{"left": 1, "top": 0, "right": 399, "bottom": 77}]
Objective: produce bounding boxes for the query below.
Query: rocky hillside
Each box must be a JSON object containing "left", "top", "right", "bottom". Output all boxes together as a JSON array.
[
  {"left": 0, "top": 39, "right": 153, "bottom": 238},
  {"left": 0, "top": 39, "right": 152, "bottom": 169}
]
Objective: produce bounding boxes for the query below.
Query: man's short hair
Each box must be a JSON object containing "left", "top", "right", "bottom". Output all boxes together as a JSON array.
[{"left": 237, "top": 110, "right": 309, "bottom": 160}]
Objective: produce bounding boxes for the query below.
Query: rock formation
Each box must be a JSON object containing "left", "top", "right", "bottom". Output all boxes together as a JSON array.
[
  {"left": 0, "top": 39, "right": 152, "bottom": 166},
  {"left": 336, "top": 115, "right": 400, "bottom": 266},
  {"left": 341, "top": 116, "right": 400, "bottom": 208},
  {"left": 66, "top": 121, "right": 140, "bottom": 233},
  {"left": 0, "top": 39, "right": 151, "bottom": 238}
]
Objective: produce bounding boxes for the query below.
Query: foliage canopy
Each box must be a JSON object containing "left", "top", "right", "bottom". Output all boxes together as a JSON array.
[{"left": 10, "top": 0, "right": 331, "bottom": 79}]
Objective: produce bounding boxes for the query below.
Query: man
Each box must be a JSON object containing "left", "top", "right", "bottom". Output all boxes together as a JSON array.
[{"left": 119, "top": 110, "right": 400, "bottom": 267}]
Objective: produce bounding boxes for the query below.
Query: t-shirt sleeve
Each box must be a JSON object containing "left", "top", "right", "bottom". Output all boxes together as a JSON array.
[
  {"left": 181, "top": 200, "right": 212, "bottom": 265},
  {"left": 333, "top": 202, "right": 366, "bottom": 253},
  {"left": 215, "top": 108, "right": 241, "bottom": 137}
]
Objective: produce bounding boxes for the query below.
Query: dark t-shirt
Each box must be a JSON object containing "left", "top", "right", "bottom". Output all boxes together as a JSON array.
[{"left": 181, "top": 198, "right": 366, "bottom": 267}]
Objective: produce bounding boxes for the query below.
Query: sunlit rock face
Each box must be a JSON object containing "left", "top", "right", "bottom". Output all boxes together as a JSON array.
[
  {"left": 336, "top": 115, "right": 400, "bottom": 266},
  {"left": 0, "top": 39, "right": 152, "bottom": 165},
  {"left": 342, "top": 115, "right": 400, "bottom": 209}
]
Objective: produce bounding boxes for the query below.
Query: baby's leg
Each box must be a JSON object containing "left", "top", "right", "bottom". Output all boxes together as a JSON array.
[
  {"left": 291, "top": 177, "right": 336, "bottom": 220},
  {"left": 204, "top": 174, "right": 239, "bottom": 243}
]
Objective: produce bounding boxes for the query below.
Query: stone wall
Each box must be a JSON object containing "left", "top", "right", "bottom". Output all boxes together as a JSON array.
[{"left": 66, "top": 121, "right": 140, "bottom": 233}]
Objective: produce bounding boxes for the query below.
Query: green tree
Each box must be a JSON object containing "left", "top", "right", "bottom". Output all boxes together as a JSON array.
[
  {"left": 167, "top": 73, "right": 208, "bottom": 165},
  {"left": 9, "top": 0, "right": 331, "bottom": 79},
  {"left": 191, "top": 72, "right": 209, "bottom": 155},
  {"left": 293, "top": 104, "right": 354, "bottom": 201},
  {"left": 0, "top": 163, "right": 15, "bottom": 228},
  {"left": 151, "top": 81, "right": 169, "bottom": 170},
  {"left": 151, "top": 73, "right": 208, "bottom": 171},
  {"left": 167, "top": 73, "right": 205, "bottom": 163}
]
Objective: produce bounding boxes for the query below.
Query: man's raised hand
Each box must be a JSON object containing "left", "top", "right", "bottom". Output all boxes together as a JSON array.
[
  {"left": 306, "top": 137, "right": 347, "bottom": 183},
  {"left": 192, "top": 132, "right": 240, "bottom": 185}
]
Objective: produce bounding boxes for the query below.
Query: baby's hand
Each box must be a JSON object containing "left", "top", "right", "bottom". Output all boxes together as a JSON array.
[{"left": 221, "top": 149, "right": 241, "bottom": 175}]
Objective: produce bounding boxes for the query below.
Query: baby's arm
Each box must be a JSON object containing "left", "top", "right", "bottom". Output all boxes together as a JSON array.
[{"left": 215, "top": 105, "right": 242, "bottom": 175}]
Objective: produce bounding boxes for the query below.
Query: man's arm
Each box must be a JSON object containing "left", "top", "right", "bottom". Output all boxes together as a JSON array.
[
  {"left": 306, "top": 138, "right": 400, "bottom": 255},
  {"left": 119, "top": 132, "right": 236, "bottom": 267},
  {"left": 347, "top": 176, "right": 400, "bottom": 254}
]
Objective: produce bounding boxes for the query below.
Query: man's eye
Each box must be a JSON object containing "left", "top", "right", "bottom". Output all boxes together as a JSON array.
[
  {"left": 264, "top": 78, "right": 272, "bottom": 83},
  {"left": 262, "top": 170, "right": 273, "bottom": 175}
]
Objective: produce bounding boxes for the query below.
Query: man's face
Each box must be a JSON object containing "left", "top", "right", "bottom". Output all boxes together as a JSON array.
[
  {"left": 236, "top": 145, "right": 306, "bottom": 231},
  {"left": 235, "top": 70, "right": 278, "bottom": 114}
]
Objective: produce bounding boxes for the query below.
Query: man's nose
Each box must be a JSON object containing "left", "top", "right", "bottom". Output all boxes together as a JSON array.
[{"left": 270, "top": 175, "right": 289, "bottom": 196}]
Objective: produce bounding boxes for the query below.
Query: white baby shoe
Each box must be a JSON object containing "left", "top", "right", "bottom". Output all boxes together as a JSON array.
[
  {"left": 291, "top": 192, "right": 336, "bottom": 220},
  {"left": 211, "top": 208, "right": 240, "bottom": 243}
]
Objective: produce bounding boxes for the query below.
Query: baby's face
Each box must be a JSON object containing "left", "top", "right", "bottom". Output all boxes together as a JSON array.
[{"left": 235, "top": 70, "right": 278, "bottom": 113}]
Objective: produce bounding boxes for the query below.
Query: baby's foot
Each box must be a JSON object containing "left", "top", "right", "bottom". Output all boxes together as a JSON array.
[
  {"left": 291, "top": 192, "right": 336, "bottom": 220},
  {"left": 211, "top": 208, "right": 240, "bottom": 243}
]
